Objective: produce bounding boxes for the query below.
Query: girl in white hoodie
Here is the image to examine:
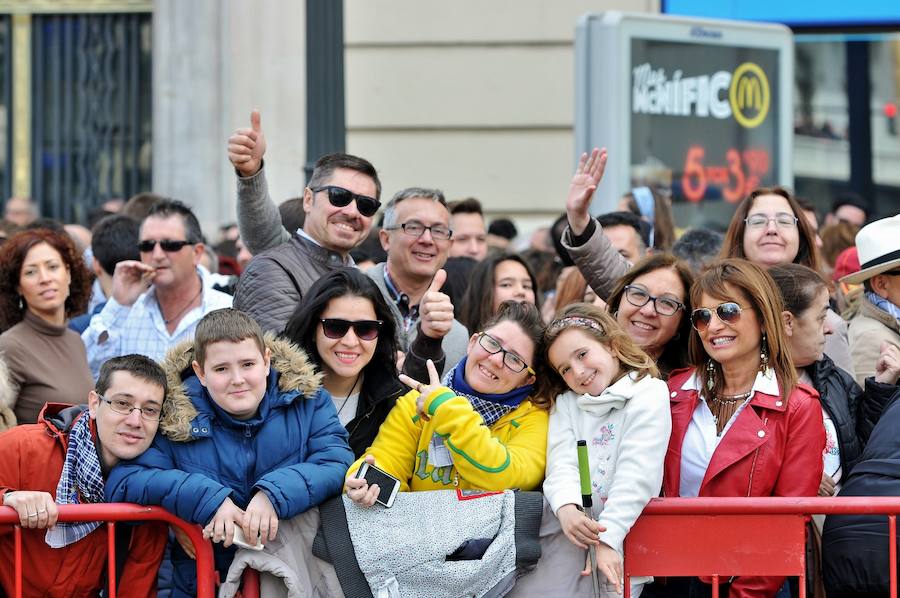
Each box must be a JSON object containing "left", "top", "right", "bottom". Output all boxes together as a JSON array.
[{"left": 542, "top": 304, "right": 671, "bottom": 596}]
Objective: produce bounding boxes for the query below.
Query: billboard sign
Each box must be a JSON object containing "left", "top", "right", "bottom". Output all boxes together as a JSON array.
[{"left": 576, "top": 12, "right": 793, "bottom": 226}]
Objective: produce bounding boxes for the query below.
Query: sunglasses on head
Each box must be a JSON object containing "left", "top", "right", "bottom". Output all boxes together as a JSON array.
[
  {"left": 690, "top": 302, "right": 743, "bottom": 332},
  {"left": 137, "top": 239, "right": 193, "bottom": 253},
  {"left": 320, "top": 318, "right": 383, "bottom": 341},
  {"left": 311, "top": 185, "right": 381, "bottom": 218}
]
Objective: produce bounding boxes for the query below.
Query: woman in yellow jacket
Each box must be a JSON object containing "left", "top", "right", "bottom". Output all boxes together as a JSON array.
[{"left": 346, "top": 301, "right": 549, "bottom": 499}]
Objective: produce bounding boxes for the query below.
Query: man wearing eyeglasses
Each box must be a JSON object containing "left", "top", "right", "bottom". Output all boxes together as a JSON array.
[
  {"left": 370, "top": 188, "right": 470, "bottom": 374},
  {"left": 227, "top": 110, "right": 382, "bottom": 333},
  {"left": 81, "top": 200, "right": 233, "bottom": 378},
  {"left": 0, "top": 355, "right": 168, "bottom": 597}
]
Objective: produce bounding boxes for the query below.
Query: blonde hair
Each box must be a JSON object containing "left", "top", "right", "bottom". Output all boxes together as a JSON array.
[{"left": 541, "top": 303, "right": 658, "bottom": 404}]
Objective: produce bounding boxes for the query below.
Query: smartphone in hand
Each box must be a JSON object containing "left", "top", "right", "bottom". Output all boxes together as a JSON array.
[
  {"left": 355, "top": 462, "right": 401, "bottom": 508},
  {"left": 231, "top": 526, "right": 265, "bottom": 551}
]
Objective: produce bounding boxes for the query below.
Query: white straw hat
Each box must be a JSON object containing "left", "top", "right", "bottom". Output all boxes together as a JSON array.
[{"left": 840, "top": 214, "right": 900, "bottom": 285}]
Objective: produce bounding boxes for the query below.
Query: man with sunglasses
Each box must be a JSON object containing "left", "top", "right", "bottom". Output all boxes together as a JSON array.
[
  {"left": 228, "top": 110, "right": 382, "bottom": 332},
  {"left": 82, "top": 200, "right": 233, "bottom": 377},
  {"left": 0, "top": 355, "right": 169, "bottom": 597}
]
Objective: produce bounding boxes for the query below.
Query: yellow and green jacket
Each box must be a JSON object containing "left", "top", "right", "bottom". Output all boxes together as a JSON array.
[{"left": 348, "top": 386, "right": 549, "bottom": 492}]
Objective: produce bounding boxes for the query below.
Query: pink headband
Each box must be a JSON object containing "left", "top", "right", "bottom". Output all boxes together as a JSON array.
[{"left": 548, "top": 316, "right": 604, "bottom": 335}]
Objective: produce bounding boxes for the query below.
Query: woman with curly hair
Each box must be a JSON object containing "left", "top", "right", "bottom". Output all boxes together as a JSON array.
[{"left": 0, "top": 228, "right": 93, "bottom": 424}]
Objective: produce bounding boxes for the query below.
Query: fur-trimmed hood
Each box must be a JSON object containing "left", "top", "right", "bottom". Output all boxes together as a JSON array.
[
  {"left": 0, "top": 353, "right": 17, "bottom": 431},
  {"left": 159, "top": 333, "right": 322, "bottom": 442}
]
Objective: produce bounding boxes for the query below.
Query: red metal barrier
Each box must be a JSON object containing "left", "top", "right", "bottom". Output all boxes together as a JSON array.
[
  {"left": 0, "top": 503, "right": 217, "bottom": 598},
  {"left": 623, "top": 496, "right": 900, "bottom": 598}
]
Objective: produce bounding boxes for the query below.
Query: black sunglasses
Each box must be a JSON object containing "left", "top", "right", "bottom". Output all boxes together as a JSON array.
[
  {"left": 690, "top": 302, "right": 743, "bottom": 332},
  {"left": 311, "top": 185, "right": 381, "bottom": 218},
  {"left": 320, "top": 318, "right": 383, "bottom": 341},
  {"left": 137, "top": 239, "right": 193, "bottom": 253}
]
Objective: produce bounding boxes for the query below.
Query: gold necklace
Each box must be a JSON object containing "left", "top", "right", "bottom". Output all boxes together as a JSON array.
[{"left": 162, "top": 283, "right": 202, "bottom": 325}]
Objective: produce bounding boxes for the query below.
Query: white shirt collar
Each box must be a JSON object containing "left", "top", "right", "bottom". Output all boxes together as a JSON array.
[{"left": 681, "top": 367, "right": 780, "bottom": 396}]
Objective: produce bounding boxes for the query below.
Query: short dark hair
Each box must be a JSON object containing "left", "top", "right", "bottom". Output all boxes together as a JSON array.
[
  {"left": 831, "top": 193, "right": 869, "bottom": 219},
  {"left": 96, "top": 354, "right": 168, "bottom": 398},
  {"left": 122, "top": 192, "right": 164, "bottom": 221},
  {"left": 91, "top": 215, "right": 141, "bottom": 275},
  {"left": 193, "top": 309, "right": 267, "bottom": 368},
  {"left": 448, "top": 197, "right": 483, "bottom": 216},
  {"left": 279, "top": 197, "right": 306, "bottom": 234},
  {"left": 671, "top": 228, "right": 724, "bottom": 273},
  {"left": 308, "top": 153, "right": 381, "bottom": 201},
  {"left": 597, "top": 211, "right": 651, "bottom": 249},
  {"left": 768, "top": 263, "right": 829, "bottom": 317},
  {"left": 144, "top": 199, "right": 203, "bottom": 245},
  {"left": 487, "top": 218, "right": 517, "bottom": 240}
]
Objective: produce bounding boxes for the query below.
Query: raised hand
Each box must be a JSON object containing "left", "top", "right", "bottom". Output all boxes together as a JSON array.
[
  {"left": 345, "top": 455, "right": 381, "bottom": 507},
  {"left": 228, "top": 109, "right": 267, "bottom": 177},
  {"left": 875, "top": 341, "right": 900, "bottom": 385},
  {"left": 419, "top": 269, "right": 453, "bottom": 340},
  {"left": 399, "top": 359, "right": 443, "bottom": 421},
  {"left": 110, "top": 260, "right": 156, "bottom": 306},
  {"left": 566, "top": 147, "right": 608, "bottom": 236}
]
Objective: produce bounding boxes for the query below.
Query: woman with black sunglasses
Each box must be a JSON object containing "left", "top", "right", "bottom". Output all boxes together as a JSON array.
[
  {"left": 282, "top": 268, "right": 405, "bottom": 457},
  {"left": 648, "top": 259, "right": 825, "bottom": 598},
  {"left": 344, "top": 301, "right": 548, "bottom": 504}
]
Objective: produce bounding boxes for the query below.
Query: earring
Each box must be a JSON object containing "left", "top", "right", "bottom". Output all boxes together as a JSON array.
[
  {"left": 760, "top": 332, "right": 770, "bottom": 372},
  {"left": 17, "top": 296, "right": 23, "bottom": 310},
  {"left": 706, "top": 359, "right": 716, "bottom": 391}
]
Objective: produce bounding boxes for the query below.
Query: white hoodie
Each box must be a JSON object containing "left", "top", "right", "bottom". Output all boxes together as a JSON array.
[{"left": 543, "top": 371, "right": 672, "bottom": 555}]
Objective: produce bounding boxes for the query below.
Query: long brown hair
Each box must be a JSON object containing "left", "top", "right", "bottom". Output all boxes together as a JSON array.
[
  {"left": 0, "top": 228, "right": 92, "bottom": 330},
  {"left": 606, "top": 253, "right": 694, "bottom": 376},
  {"left": 720, "top": 187, "right": 821, "bottom": 272},
  {"left": 689, "top": 259, "right": 797, "bottom": 402},
  {"left": 542, "top": 303, "right": 658, "bottom": 404}
]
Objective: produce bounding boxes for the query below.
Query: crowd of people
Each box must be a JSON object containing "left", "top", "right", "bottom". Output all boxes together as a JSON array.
[{"left": 0, "top": 110, "right": 898, "bottom": 597}]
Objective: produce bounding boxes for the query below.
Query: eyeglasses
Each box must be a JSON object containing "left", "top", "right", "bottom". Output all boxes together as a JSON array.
[
  {"left": 385, "top": 221, "right": 453, "bottom": 241},
  {"left": 477, "top": 332, "right": 534, "bottom": 375},
  {"left": 310, "top": 185, "right": 381, "bottom": 218},
  {"left": 623, "top": 285, "right": 684, "bottom": 316},
  {"left": 137, "top": 239, "right": 193, "bottom": 253},
  {"left": 98, "top": 394, "right": 161, "bottom": 422},
  {"left": 744, "top": 213, "right": 798, "bottom": 230},
  {"left": 690, "top": 302, "right": 744, "bottom": 332},
  {"left": 320, "top": 318, "right": 383, "bottom": 341}
]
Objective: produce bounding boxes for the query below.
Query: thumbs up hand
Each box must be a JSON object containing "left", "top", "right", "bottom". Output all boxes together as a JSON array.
[
  {"left": 419, "top": 269, "right": 453, "bottom": 340},
  {"left": 228, "top": 109, "right": 267, "bottom": 177}
]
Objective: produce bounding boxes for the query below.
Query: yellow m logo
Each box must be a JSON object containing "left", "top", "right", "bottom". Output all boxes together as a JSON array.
[{"left": 729, "top": 62, "right": 770, "bottom": 128}]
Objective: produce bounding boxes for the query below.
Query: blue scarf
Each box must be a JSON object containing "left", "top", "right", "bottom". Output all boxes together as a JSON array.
[
  {"left": 867, "top": 291, "right": 900, "bottom": 322},
  {"left": 443, "top": 356, "right": 533, "bottom": 427},
  {"left": 45, "top": 413, "right": 105, "bottom": 548}
]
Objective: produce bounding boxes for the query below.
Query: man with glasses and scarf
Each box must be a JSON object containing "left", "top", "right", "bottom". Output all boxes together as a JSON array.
[
  {"left": 81, "top": 200, "right": 233, "bottom": 377},
  {"left": 0, "top": 355, "right": 169, "bottom": 597},
  {"left": 228, "top": 110, "right": 382, "bottom": 333}
]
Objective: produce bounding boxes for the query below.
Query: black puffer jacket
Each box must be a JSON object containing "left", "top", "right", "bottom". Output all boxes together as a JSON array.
[
  {"left": 822, "top": 385, "right": 900, "bottom": 595},
  {"left": 805, "top": 355, "right": 895, "bottom": 475},
  {"left": 345, "top": 363, "right": 406, "bottom": 458}
]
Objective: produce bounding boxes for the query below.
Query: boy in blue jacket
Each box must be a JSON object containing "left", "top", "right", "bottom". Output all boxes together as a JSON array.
[{"left": 106, "top": 308, "right": 353, "bottom": 596}]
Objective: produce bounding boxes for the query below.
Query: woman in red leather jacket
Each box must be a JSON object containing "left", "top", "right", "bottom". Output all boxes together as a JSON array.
[{"left": 654, "top": 259, "right": 825, "bottom": 598}]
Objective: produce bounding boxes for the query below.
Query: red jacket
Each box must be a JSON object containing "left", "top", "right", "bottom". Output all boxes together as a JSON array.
[
  {"left": 0, "top": 404, "right": 166, "bottom": 598},
  {"left": 664, "top": 368, "right": 825, "bottom": 598}
]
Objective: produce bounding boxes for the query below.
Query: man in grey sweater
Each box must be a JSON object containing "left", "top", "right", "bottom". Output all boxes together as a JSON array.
[
  {"left": 228, "top": 110, "right": 468, "bottom": 370},
  {"left": 228, "top": 110, "right": 381, "bottom": 333}
]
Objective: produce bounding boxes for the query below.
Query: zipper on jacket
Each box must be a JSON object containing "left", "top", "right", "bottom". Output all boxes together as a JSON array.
[{"left": 243, "top": 424, "right": 252, "bottom": 438}]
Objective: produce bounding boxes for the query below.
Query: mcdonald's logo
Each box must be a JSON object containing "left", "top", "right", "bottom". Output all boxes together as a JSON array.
[{"left": 728, "top": 62, "right": 770, "bottom": 128}]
